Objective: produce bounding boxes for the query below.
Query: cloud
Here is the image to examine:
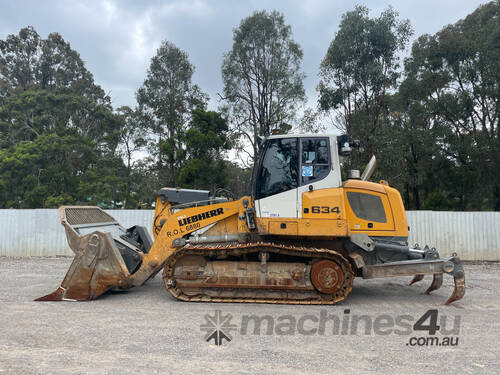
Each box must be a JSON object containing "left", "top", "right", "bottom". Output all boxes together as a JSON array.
[{"left": 0, "top": 0, "right": 489, "bottom": 111}]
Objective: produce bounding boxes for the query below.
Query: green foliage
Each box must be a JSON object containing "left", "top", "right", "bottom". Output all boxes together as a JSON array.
[
  {"left": 1, "top": 3, "right": 498, "bottom": 212},
  {"left": 396, "top": 1, "right": 500, "bottom": 210},
  {"left": 178, "top": 109, "right": 232, "bottom": 191},
  {"left": 319, "top": 2, "right": 500, "bottom": 211},
  {"left": 137, "top": 41, "right": 207, "bottom": 187},
  {"left": 422, "top": 191, "right": 453, "bottom": 211},
  {"left": 319, "top": 6, "right": 412, "bottom": 155},
  {"left": 0, "top": 27, "right": 127, "bottom": 208},
  {"left": 0, "top": 26, "right": 106, "bottom": 102},
  {"left": 115, "top": 106, "right": 148, "bottom": 208},
  {"left": 0, "top": 90, "right": 120, "bottom": 150},
  {"left": 0, "top": 134, "right": 91, "bottom": 207},
  {"left": 224, "top": 161, "right": 253, "bottom": 198},
  {"left": 221, "top": 10, "right": 306, "bottom": 164}
]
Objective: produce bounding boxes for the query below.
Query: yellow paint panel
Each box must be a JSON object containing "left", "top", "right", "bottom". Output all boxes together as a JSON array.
[
  {"left": 385, "top": 185, "right": 409, "bottom": 237},
  {"left": 204, "top": 215, "right": 239, "bottom": 237},
  {"left": 268, "top": 221, "right": 298, "bottom": 235},
  {"left": 343, "top": 187, "right": 395, "bottom": 232},
  {"left": 297, "top": 219, "right": 347, "bottom": 236},
  {"left": 133, "top": 200, "right": 242, "bottom": 285},
  {"left": 343, "top": 179, "right": 386, "bottom": 193},
  {"left": 302, "top": 188, "right": 346, "bottom": 220},
  {"left": 260, "top": 217, "right": 348, "bottom": 237},
  {"left": 342, "top": 181, "right": 408, "bottom": 237}
]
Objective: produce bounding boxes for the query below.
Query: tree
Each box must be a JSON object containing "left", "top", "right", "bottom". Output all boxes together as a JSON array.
[
  {"left": 115, "top": 106, "right": 147, "bottom": 208},
  {"left": 0, "top": 26, "right": 107, "bottom": 103},
  {"left": 178, "top": 109, "right": 232, "bottom": 191},
  {"left": 0, "top": 26, "right": 127, "bottom": 208},
  {"left": 0, "top": 27, "right": 119, "bottom": 152},
  {"left": 221, "top": 10, "right": 306, "bottom": 165},
  {"left": 224, "top": 161, "right": 253, "bottom": 198},
  {"left": 402, "top": 1, "right": 500, "bottom": 210},
  {"left": 378, "top": 88, "right": 446, "bottom": 210},
  {"left": 0, "top": 134, "right": 95, "bottom": 208},
  {"left": 318, "top": 6, "right": 412, "bottom": 156},
  {"left": 0, "top": 89, "right": 121, "bottom": 151},
  {"left": 136, "top": 41, "right": 207, "bottom": 187}
]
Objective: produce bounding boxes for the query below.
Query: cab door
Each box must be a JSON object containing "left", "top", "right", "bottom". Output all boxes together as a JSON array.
[
  {"left": 254, "top": 137, "right": 298, "bottom": 219},
  {"left": 296, "top": 137, "right": 338, "bottom": 217}
]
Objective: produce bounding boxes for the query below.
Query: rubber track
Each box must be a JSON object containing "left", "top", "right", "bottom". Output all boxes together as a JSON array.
[{"left": 162, "top": 242, "right": 354, "bottom": 304}]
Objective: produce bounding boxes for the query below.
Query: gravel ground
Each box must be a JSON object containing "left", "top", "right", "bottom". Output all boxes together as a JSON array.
[{"left": 0, "top": 257, "right": 499, "bottom": 375}]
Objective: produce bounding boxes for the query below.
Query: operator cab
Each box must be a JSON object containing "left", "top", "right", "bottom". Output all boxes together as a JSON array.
[{"left": 253, "top": 134, "right": 343, "bottom": 218}]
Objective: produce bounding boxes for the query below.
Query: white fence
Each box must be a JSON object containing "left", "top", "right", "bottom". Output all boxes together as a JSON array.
[
  {"left": 0, "top": 209, "right": 498, "bottom": 260},
  {"left": 0, "top": 209, "right": 153, "bottom": 257},
  {"left": 406, "top": 211, "right": 500, "bottom": 261}
]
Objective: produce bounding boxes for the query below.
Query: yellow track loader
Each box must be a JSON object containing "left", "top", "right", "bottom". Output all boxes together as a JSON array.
[{"left": 37, "top": 134, "right": 465, "bottom": 304}]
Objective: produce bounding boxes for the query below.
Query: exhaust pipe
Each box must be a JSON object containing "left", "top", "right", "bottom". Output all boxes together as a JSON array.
[{"left": 361, "top": 155, "right": 376, "bottom": 181}]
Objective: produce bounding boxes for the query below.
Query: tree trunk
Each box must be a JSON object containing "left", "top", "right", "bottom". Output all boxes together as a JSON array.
[
  {"left": 494, "top": 184, "right": 500, "bottom": 211},
  {"left": 413, "top": 184, "right": 420, "bottom": 210},
  {"left": 404, "top": 183, "right": 411, "bottom": 210}
]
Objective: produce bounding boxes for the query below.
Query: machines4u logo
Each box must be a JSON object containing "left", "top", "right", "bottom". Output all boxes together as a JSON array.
[
  {"left": 200, "top": 310, "right": 238, "bottom": 346},
  {"left": 200, "top": 309, "right": 460, "bottom": 346}
]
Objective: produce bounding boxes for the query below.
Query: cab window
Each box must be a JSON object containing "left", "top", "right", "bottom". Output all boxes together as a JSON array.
[
  {"left": 346, "top": 192, "right": 387, "bottom": 223},
  {"left": 256, "top": 138, "right": 298, "bottom": 199},
  {"left": 301, "top": 138, "right": 330, "bottom": 185}
]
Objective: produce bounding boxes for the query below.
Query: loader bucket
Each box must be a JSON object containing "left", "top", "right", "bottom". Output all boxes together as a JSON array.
[{"left": 36, "top": 207, "right": 136, "bottom": 301}]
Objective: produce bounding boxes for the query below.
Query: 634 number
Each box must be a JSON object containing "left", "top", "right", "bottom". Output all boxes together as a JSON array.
[{"left": 311, "top": 206, "right": 340, "bottom": 214}]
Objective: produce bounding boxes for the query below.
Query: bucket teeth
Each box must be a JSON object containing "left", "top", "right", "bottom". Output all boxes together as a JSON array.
[{"left": 35, "top": 287, "right": 65, "bottom": 301}]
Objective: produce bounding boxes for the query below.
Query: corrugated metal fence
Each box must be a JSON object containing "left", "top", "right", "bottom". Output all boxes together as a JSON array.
[
  {"left": 0, "top": 209, "right": 498, "bottom": 260},
  {"left": 0, "top": 209, "right": 153, "bottom": 257},
  {"left": 406, "top": 211, "right": 500, "bottom": 261}
]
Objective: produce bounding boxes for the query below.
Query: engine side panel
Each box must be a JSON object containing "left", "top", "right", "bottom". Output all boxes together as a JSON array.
[{"left": 256, "top": 183, "right": 407, "bottom": 239}]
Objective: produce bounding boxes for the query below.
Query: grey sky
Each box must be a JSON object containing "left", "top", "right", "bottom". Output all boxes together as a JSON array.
[{"left": 0, "top": 0, "right": 490, "bottom": 111}]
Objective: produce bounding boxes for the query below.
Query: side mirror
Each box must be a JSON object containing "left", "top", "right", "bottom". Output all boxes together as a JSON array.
[{"left": 337, "top": 134, "right": 360, "bottom": 156}]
